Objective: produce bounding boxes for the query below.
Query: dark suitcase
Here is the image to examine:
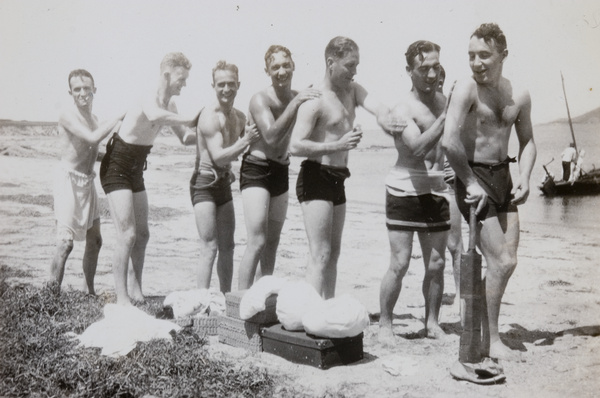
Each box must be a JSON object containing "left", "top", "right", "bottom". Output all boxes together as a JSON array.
[{"left": 261, "top": 324, "right": 364, "bottom": 369}]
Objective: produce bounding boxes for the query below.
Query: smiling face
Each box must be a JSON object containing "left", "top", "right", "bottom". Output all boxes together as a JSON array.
[
  {"left": 266, "top": 51, "right": 294, "bottom": 89},
  {"left": 212, "top": 69, "right": 239, "bottom": 106},
  {"left": 166, "top": 66, "right": 189, "bottom": 96},
  {"left": 468, "top": 36, "right": 506, "bottom": 85},
  {"left": 68, "top": 75, "right": 96, "bottom": 109},
  {"left": 408, "top": 50, "right": 441, "bottom": 95},
  {"left": 328, "top": 50, "right": 360, "bottom": 88}
]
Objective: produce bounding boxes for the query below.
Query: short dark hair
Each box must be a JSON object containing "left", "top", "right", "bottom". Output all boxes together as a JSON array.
[
  {"left": 405, "top": 40, "right": 441, "bottom": 69},
  {"left": 471, "top": 23, "right": 507, "bottom": 53},
  {"left": 324, "top": 36, "right": 359, "bottom": 61},
  {"left": 212, "top": 60, "right": 239, "bottom": 82},
  {"left": 264, "top": 45, "right": 293, "bottom": 68},
  {"left": 68, "top": 69, "right": 94, "bottom": 89},
  {"left": 160, "top": 52, "right": 192, "bottom": 72}
]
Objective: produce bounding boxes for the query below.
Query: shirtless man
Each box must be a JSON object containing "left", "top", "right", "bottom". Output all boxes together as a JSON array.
[
  {"left": 100, "top": 52, "right": 198, "bottom": 305},
  {"left": 290, "top": 36, "right": 400, "bottom": 299},
  {"left": 442, "top": 23, "right": 536, "bottom": 360},
  {"left": 49, "top": 69, "right": 124, "bottom": 293},
  {"left": 238, "top": 45, "right": 320, "bottom": 290},
  {"left": 378, "top": 41, "right": 450, "bottom": 345},
  {"left": 191, "top": 60, "right": 260, "bottom": 293}
]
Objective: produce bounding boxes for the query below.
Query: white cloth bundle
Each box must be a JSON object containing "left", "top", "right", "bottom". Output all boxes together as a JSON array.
[
  {"left": 76, "top": 304, "right": 180, "bottom": 357},
  {"left": 239, "top": 276, "right": 286, "bottom": 320},
  {"left": 276, "top": 280, "right": 323, "bottom": 331},
  {"left": 302, "top": 294, "right": 370, "bottom": 338},
  {"left": 163, "top": 289, "right": 226, "bottom": 318}
]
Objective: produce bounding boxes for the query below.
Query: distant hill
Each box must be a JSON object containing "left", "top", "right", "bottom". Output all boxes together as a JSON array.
[
  {"left": 554, "top": 106, "right": 600, "bottom": 124},
  {"left": 0, "top": 119, "right": 56, "bottom": 127}
]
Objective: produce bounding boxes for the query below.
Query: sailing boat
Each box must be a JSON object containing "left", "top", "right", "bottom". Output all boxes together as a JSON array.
[{"left": 539, "top": 73, "right": 600, "bottom": 196}]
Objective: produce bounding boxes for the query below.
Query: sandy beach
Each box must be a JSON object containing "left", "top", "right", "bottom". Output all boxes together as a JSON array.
[{"left": 1, "top": 126, "right": 599, "bottom": 397}]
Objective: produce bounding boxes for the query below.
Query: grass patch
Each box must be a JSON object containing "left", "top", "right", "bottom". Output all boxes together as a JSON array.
[{"left": 0, "top": 267, "right": 295, "bottom": 397}]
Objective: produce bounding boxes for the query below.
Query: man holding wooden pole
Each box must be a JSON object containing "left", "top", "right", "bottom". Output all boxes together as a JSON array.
[{"left": 443, "top": 22, "right": 537, "bottom": 362}]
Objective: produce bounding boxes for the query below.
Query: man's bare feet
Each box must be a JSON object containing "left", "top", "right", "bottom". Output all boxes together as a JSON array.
[
  {"left": 378, "top": 327, "right": 398, "bottom": 347},
  {"left": 489, "top": 340, "right": 524, "bottom": 362},
  {"left": 425, "top": 323, "right": 446, "bottom": 339}
]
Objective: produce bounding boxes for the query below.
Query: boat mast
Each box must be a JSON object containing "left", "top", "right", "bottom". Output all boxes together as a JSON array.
[{"left": 560, "top": 71, "right": 578, "bottom": 153}]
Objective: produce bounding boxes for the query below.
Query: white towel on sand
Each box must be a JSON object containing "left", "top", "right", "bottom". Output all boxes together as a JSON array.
[{"left": 76, "top": 304, "right": 180, "bottom": 357}]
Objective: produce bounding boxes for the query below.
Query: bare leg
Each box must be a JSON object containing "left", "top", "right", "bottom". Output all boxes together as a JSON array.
[
  {"left": 128, "top": 191, "right": 149, "bottom": 302},
  {"left": 257, "top": 192, "right": 288, "bottom": 279},
  {"left": 194, "top": 201, "right": 218, "bottom": 290},
  {"left": 479, "top": 212, "right": 520, "bottom": 360},
  {"left": 418, "top": 230, "right": 449, "bottom": 339},
  {"left": 106, "top": 189, "right": 137, "bottom": 306},
  {"left": 81, "top": 218, "right": 102, "bottom": 295},
  {"left": 378, "top": 230, "right": 412, "bottom": 346},
  {"left": 301, "top": 200, "right": 345, "bottom": 299},
  {"left": 215, "top": 201, "right": 235, "bottom": 294},
  {"left": 239, "top": 187, "right": 270, "bottom": 290},
  {"left": 49, "top": 234, "right": 74, "bottom": 289}
]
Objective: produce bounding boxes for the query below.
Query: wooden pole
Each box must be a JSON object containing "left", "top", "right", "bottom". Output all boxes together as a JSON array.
[{"left": 560, "top": 71, "right": 578, "bottom": 153}]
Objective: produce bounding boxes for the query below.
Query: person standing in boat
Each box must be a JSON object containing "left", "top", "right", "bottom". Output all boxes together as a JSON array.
[{"left": 561, "top": 143, "right": 577, "bottom": 181}]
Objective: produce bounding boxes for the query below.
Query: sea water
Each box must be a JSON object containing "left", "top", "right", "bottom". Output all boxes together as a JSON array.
[{"left": 342, "top": 123, "right": 600, "bottom": 239}]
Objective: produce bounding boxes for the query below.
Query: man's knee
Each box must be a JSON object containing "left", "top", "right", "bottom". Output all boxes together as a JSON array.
[
  {"left": 136, "top": 228, "right": 150, "bottom": 246},
  {"left": 57, "top": 238, "right": 74, "bottom": 255},
  {"left": 86, "top": 231, "right": 102, "bottom": 250},
  {"left": 247, "top": 233, "right": 267, "bottom": 253},
  {"left": 311, "top": 247, "right": 333, "bottom": 267}
]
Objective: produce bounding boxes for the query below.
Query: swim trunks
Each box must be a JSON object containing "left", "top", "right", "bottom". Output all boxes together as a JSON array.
[
  {"left": 296, "top": 160, "right": 350, "bottom": 206},
  {"left": 53, "top": 165, "right": 100, "bottom": 241},
  {"left": 384, "top": 166, "right": 450, "bottom": 232},
  {"left": 100, "top": 133, "right": 152, "bottom": 194},
  {"left": 455, "top": 157, "right": 518, "bottom": 221},
  {"left": 190, "top": 160, "right": 235, "bottom": 207},
  {"left": 385, "top": 192, "right": 450, "bottom": 232},
  {"left": 239, "top": 153, "right": 289, "bottom": 197}
]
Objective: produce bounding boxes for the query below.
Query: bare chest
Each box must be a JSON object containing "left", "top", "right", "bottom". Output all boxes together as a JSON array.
[{"left": 474, "top": 91, "right": 521, "bottom": 128}]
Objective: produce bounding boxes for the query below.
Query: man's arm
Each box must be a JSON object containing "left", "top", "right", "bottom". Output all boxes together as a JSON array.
[
  {"left": 142, "top": 98, "right": 198, "bottom": 127},
  {"left": 442, "top": 79, "right": 487, "bottom": 213},
  {"left": 289, "top": 102, "right": 361, "bottom": 157},
  {"left": 395, "top": 104, "right": 445, "bottom": 157},
  {"left": 59, "top": 110, "right": 124, "bottom": 145},
  {"left": 249, "top": 88, "right": 320, "bottom": 146},
  {"left": 168, "top": 101, "right": 197, "bottom": 146},
  {"left": 199, "top": 112, "right": 259, "bottom": 168},
  {"left": 355, "top": 83, "right": 406, "bottom": 135},
  {"left": 511, "top": 91, "right": 536, "bottom": 205}
]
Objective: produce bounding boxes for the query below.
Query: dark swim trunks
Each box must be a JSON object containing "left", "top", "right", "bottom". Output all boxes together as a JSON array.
[
  {"left": 239, "top": 153, "right": 289, "bottom": 197},
  {"left": 296, "top": 160, "right": 351, "bottom": 206},
  {"left": 385, "top": 192, "right": 450, "bottom": 232},
  {"left": 455, "top": 157, "right": 518, "bottom": 222},
  {"left": 100, "top": 133, "right": 152, "bottom": 194},
  {"left": 189, "top": 159, "right": 235, "bottom": 207}
]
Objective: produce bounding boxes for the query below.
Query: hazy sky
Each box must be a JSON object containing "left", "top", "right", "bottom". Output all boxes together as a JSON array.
[{"left": 1, "top": 0, "right": 599, "bottom": 128}]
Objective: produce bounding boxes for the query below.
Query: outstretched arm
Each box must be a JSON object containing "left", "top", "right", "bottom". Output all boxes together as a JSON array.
[
  {"left": 355, "top": 83, "right": 406, "bottom": 135},
  {"left": 59, "top": 109, "right": 124, "bottom": 145},
  {"left": 249, "top": 87, "right": 321, "bottom": 146},
  {"left": 511, "top": 91, "right": 536, "bottom": 205},
  {"left": 168, "top": 102, "right": 197, "bottom": 146},
  {"left": 142, "top": 97, "right": 199, "bottom": 127}
]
